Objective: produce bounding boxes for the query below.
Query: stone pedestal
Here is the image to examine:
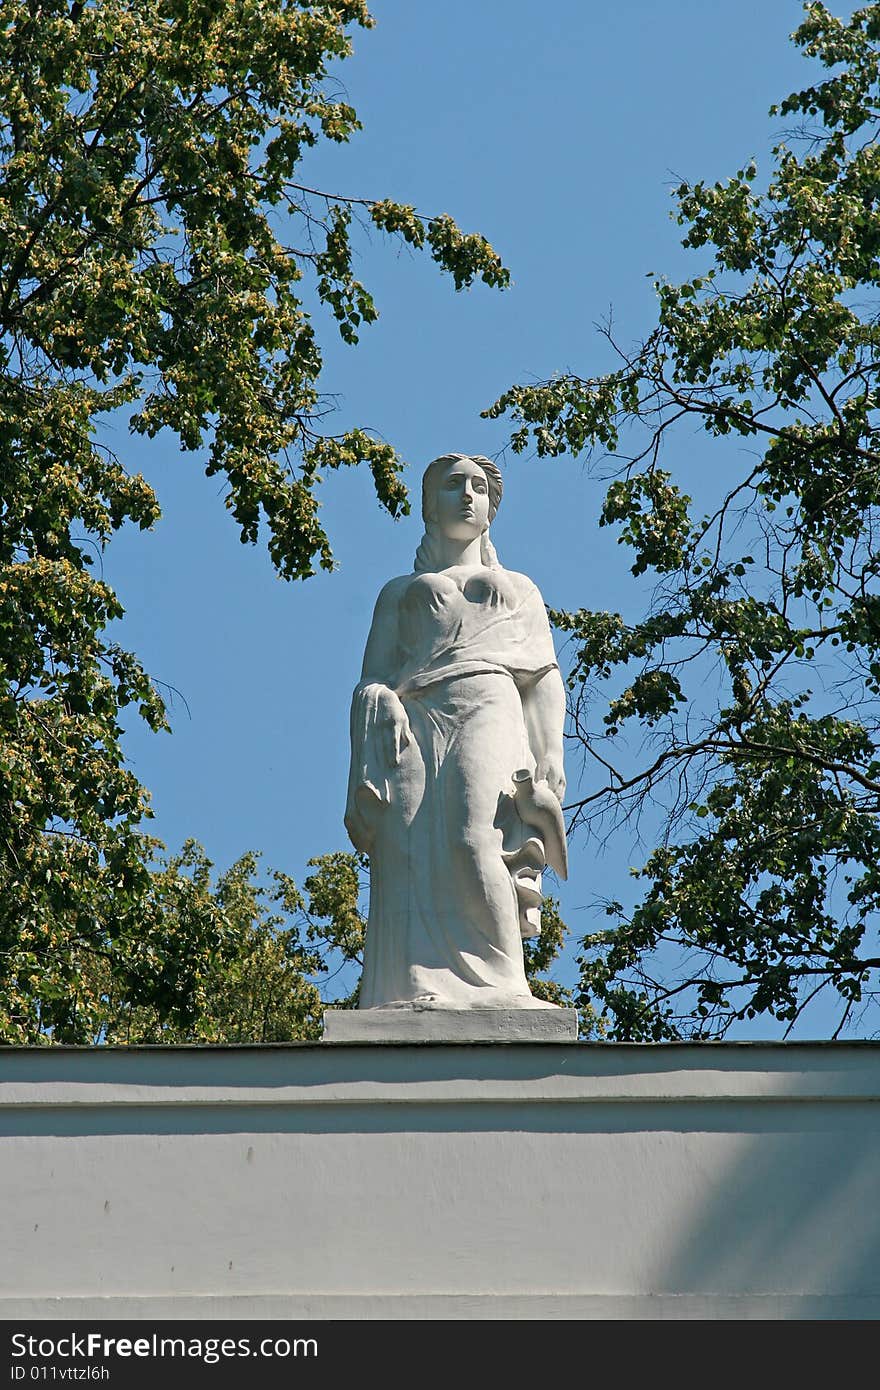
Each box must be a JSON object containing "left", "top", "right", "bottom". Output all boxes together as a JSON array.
[{"left": 322, "top": 1005, "right": 578, "bottom": 1042}]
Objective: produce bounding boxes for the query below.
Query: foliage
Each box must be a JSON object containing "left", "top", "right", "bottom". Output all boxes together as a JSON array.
[
  {"left": 487, "top": 2, "right": 880, "bottom": 1039},
  {"left": 0, "top": 1, "right": 509, "bottom": 1041},
  {"left": 95, "top": 846, "right": 366, "bottom": 1045},
  {"left": 522, "top": 894, "right": 598, "bottom": 1036}
]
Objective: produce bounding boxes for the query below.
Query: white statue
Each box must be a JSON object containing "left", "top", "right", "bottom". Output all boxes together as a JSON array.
[{"left": 345, "top": 453, "right": 567, "bottom": 1011}]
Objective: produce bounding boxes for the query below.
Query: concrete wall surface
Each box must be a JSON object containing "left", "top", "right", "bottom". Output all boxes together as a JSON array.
[{"left": 1, "top": 1041, "right": 879, "bottom": 1320}]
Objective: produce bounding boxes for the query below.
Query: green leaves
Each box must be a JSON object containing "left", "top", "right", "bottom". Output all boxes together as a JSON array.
[
  {"left": 484, "top": 370, "right": 631, "bottom": 457},
  {"left": 584, "top": 703, "right": 880, "bottom": 1040},
  {"left": 605, "top": 670, "right": 686, "bottom": 733},
  {"left": 601, "top": 471, "right": 692, "bottom": 577},
  {"left": 80, "top": 844, "right": 334, "bottom": 1046},
  {"left": 370, "top": 200, "right": 510, "bottom": 291}
]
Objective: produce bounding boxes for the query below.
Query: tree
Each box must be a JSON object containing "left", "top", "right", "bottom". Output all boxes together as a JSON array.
[
  {"left": 93, "top": 847, "right": 353, "bottom": 1045},
  {"left": 0, "top": 0, "right": 509, "bottom": 1043},
  {"left": 487, "top": 1, "right": 880, "bottom": 1040}
]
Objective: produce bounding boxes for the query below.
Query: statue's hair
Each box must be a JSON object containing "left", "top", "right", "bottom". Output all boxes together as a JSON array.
[{"left": 413, "top": 453, "right": 503, "bottom": 573}]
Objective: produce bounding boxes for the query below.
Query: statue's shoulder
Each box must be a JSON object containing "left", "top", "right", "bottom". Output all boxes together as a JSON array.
[
  {"left": 372, "top": 572, "right": 414, "bottom": 611},
  {"left": 500, "top": 567, "right": 544, "bottom": 600}
]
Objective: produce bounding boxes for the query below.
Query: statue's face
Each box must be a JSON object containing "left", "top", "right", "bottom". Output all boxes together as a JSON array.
[{"left": 431, "top": 456, "right": 491, "bottom": 541}]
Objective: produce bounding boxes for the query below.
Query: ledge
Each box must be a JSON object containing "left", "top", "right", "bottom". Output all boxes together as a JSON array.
[
  {"left": 1, "top": 1041, "right": 879, "bottom": 1108},
  {"left": 3, "top": 1292, "right": 879, "bottom": 1321}
]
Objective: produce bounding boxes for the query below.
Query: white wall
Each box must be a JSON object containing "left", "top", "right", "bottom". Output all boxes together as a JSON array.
[{"left": 2, "top": 1042, "right": 878, "bottom": 1319}]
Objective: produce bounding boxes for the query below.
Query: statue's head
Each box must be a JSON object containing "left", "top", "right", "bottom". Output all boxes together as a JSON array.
[{"left": 414, "top": 453, "right": 502, "bottom": 573}]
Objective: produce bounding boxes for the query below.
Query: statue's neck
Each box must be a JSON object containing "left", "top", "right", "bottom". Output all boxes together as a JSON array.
[{"left": 432, "top": 534, "right": 484, "bottom": 570}]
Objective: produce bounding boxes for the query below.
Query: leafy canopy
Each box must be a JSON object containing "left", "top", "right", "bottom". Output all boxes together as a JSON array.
[
  {"left": 90, "top": 847, "right": 364, "bottom": 1045},
  {"left": 487, "top": 2, "right": 880, "bottom": 1040},
  {"left": 0, "top": 0, "right": 509, "bottom": 1042}
]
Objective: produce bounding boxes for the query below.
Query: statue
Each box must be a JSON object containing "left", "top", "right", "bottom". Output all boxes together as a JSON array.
[{"left": 344, "top": 452, "right": 568, "bottom": 1011}]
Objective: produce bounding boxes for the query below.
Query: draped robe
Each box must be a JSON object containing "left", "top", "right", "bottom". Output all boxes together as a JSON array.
[{"left": 346, "top": 564, "right": 561, "bottom": 1009}]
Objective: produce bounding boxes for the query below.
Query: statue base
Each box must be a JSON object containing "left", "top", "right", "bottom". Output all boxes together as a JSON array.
[{"left": 322, "top": 1005, "right": 578, "bottom": 1043}]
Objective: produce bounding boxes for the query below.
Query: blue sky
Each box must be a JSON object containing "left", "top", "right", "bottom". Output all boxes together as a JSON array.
[{"left": 102, "top": 0, "right": 820, "bottom": 1022}]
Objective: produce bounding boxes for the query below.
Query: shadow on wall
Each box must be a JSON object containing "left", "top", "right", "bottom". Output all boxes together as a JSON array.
[{"left": 649, "top": 1108, "right": 880, "bottom": 1300}]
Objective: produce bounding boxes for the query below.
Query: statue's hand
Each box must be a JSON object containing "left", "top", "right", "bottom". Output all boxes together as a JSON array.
[
  {"left": 536, "top": 755, "right": 566, "bottom": 802},
  {"left": 375, "top": 686, "right": 411, "bottom": 767}
]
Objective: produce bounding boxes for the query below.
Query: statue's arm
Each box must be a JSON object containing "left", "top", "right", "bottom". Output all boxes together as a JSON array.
[
  {"left": 345, "top": 582, "right": 410, "bottom": 852},
  {"left": 355, "top": 578, "right": 411, "bottom": 763},
  {"left": 359, "top": 578, "right": 405, "bottom": 685},
  {"left": 522, "top": 665, "right": 566, "bottom": 802}
]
